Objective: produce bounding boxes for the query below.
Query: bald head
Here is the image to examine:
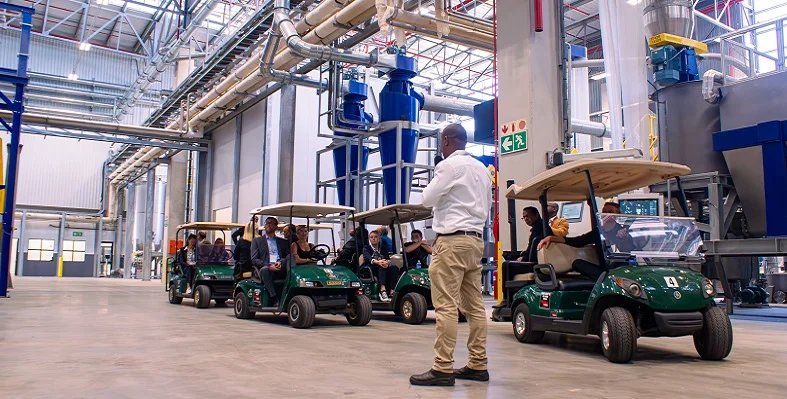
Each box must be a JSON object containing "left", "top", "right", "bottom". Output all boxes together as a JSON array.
[
  {"left": 440, "top": 123, "right": 468, "bottom": 158},
  {"left": 547, "top": 202, "right": 559, "bottom": 218}
]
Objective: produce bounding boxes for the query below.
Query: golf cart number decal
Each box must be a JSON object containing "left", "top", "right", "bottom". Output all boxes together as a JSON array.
[
  {"left": 326, "top": 280, "right": 343, "bottom": 286},
  {"left": 664, "top": 277, "right": 679, "bottom": 288}
]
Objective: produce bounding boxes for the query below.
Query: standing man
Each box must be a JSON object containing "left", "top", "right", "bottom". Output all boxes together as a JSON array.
[
  {"left": 410, "top": 124, "right": 492, "bottom": 386},
  {"left": 251, "top": 217, "right": 291, "bottom": 306}
]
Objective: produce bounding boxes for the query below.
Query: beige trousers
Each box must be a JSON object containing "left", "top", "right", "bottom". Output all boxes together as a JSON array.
[{"left": 429, "top": 234, "right": 487, "bottom": 373}]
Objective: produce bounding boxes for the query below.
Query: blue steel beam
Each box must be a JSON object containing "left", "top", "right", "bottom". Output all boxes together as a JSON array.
[{"left": 0, "top": 4, "right": 34, "bottom": 297}]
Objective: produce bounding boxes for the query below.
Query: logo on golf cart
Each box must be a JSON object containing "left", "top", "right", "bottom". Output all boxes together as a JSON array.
[
  {"left": 323, "top": 268, "right": 336, "bottom": 279},
  {"left": 664, "top": 276, "right": 679, "bottom": 288},
  {"left": 673, "top": 291, "right": 682, "bottom": 300},
  {"left": 539, "top": 293, "right": 551, "bottom": 309}
]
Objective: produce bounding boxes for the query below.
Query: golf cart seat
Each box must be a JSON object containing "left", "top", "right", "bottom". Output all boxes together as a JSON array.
[
  {"left": 242, "top": 271, "right": 253, "bottom": 279},
  {"left": 537, "top": 243, "right": 599, "bottom": 275},
  {"left": 535, "top": 243, "right": 599, "bottom": 291},
  {"left": 502, "top": 261, "right": 537, "bottom": 292},
  {"left": 390, "top": 255, "right": 404, "bottom": 269}
]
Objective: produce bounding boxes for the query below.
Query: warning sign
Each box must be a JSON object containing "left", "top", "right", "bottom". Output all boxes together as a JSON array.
[{"left": 500, "top": 118, "right": 528, "bottom": 155}]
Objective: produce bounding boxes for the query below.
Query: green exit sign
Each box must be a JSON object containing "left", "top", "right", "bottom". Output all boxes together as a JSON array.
[
  {"left": 72, "top": 232, "right": 83, "bottom": 237},
  {"left": 500, "top": 131, "right": 528, "bottom": 155}
]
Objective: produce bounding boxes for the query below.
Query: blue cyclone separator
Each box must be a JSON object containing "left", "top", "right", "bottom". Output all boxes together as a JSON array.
[
  {"left": 378, "top": 54, "right": 424, "bottom": 205},
  {"left": 712, "top": 120, "right": 787, "bottom": 236},
  {"left": 332, "top": 79, "right": 372, "bottom": 207}
]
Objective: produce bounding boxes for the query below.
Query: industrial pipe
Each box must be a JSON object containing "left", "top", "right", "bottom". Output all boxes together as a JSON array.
[
  {"left": 385, "top": 7, "right": 494, "bottom": 50},
  {"left": 0, "top": 110, "right": 196, "bottom": 142},
  {"left": 572, "top": 58, "right": 605, "bottom": 68},
  {"left": 259, "top": 30, "right": 328, "bottom": 90},
  {"left": 571, "top": 119, "right": 608, "bottom": 137},
  {"left": 534, "top": 0, "right": 543, "bottom": 32},
  {"left": 420, "top": 94, "right": 476, "bottom": 116},
  {"left": 698, "top": 53, "right": 752, "bottom": 77}
]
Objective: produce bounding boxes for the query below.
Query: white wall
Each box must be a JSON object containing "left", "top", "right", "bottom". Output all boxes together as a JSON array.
[
  {"left": 210, "top": 120, "right": 235, "bottom": 213},
  {"left": 2, "top": 134, "right": 111, "bottom": 211}
]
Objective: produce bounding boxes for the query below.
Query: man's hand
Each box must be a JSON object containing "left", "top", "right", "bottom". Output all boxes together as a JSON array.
[
  {"left": 516, "top": 256, "right": 523, "bottom": 262},
  {"left": 537, "top": 236, "right": 554, "bottom": 251},
  {"left": 270, "top": 262, "right": 281, "bottom": 272}
]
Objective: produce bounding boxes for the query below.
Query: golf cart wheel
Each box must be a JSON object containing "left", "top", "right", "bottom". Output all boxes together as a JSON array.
[
  {"left": 234, "top": 292, "right": 255, "bottom": 319},
  {"left": 194, "top": 285, "right": 212, "bottom": 308},
  {"left": 288, "top": 295, "right": 316, "bottom": 329},
  {"left": 168, "top": 284, "right": 182, "bottom": 305},
  {"left": 346, "top": 294, "right": 373, "bottom": 326},
  {"left": 694, "top": 306, "right": 733, "bottom": 361},
  {"left": 214, "top": 299, "right": 227, "bottom": 307},
  {"left": 512, "top": 304, "right": 544, "bottom": 343},
  {"left": 600, "top": 307, "right": 637, "bottom": 363},
  {"left": 774, "top": 290, "right": 787, "bottom": 304},
  {"left": 400, "top": 292, "right": 428, "bottom": 324}
]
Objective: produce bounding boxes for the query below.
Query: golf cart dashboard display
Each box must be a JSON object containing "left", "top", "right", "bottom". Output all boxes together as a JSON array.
[
  {"left": 620, "top": 199, "right": 660, "bottom": 216},
  {"left": 560, "top": 202, "right": 584, "bottom": 223},
  {"left": 598, "top": 214, "right": 703, "bottom": 261}
]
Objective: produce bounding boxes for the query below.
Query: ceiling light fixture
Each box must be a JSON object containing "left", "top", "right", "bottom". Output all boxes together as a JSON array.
[
  {"left": 79, "top": 42, "right": 92, "bottom": 51},
  {"left": 68, "top": 72, "right": 79, "bottom": 81},
  {"left": 590, "top": 72, "right": 608, "bottom": 81}
]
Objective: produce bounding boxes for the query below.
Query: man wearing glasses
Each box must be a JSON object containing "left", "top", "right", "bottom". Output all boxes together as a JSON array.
[
  {"left": 251, "top": 216, "right": 291, "bottom": 306},
  {"left": 517, "top": 206, "right": 552, "bottom": 263}
]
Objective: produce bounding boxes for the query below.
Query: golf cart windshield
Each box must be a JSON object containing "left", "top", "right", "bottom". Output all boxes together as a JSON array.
[
  {"left": 196, "top": 243, "right": 235, "bottom": 265},
  {"left": 598, "top": 213, "right": 703, "bottom": 264}
]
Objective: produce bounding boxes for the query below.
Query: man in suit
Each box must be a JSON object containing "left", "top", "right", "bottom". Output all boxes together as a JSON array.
[{"left": 251, "top": 216, "right": 292, "bottom": 306}]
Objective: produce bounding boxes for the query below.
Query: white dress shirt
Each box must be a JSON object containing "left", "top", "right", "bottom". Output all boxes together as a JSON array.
[{"left": 421, "top": 150, "right": 492, "bottom": 234}]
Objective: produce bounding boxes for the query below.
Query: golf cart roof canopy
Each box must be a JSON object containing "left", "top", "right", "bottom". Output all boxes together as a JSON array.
[
  {"left": 177, "top": 222, "right": 245, "bottom": 231},
  {"left": 506, "top": 159, "right": 691, "bottom": 201},
  {"left": 250, "top": 202, "right": 354, "bottom": 218},
  {"left": 351, "top": 204, "right": 433, "bottom": 225},
  {"left": 278, "top": 223, "right": 335, "bottom": 231}
]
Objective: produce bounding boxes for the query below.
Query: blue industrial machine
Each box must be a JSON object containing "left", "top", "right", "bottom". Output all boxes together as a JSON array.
[
  {"left": 648, "top": 34, "right": 706, "bottom": 85},
  {"left": 332, "top": 68, "right": 372, "bottom": 207},
  {"left": 377, "top": 51, "right": 424, "bottom": 205}
]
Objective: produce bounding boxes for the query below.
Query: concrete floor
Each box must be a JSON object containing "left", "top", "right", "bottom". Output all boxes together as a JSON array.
[{"left": 1, "top": 278, "right": 785, "bottom": 399}]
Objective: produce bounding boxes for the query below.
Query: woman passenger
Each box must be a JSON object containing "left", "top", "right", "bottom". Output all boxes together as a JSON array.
[
  {"left": 233, "top": 221, "right": 255, "bottom": 281},
  {"left": 210, "top": 237, "right": 230, "bottom": 263},
  {"left": 291, "top": 225, "right": 317, "bottom": 264},
  {"left": 363, "top": 230, "right": 398, "bottom": 302}
]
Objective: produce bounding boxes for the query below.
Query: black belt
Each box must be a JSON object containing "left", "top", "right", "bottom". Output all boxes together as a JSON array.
[{"left": 437, "top": 231, "right": 482, "bottom": 238}]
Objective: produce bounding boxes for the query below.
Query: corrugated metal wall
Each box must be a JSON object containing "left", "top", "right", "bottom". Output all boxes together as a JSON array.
[{"left": 10, "top": 134, "right": 112, "bottom": 211}]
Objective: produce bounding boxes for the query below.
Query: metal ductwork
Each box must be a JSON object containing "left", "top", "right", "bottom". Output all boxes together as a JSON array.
[
  {"left": 571, "top": 119, "right": 608, "bottom": 137},
  {"left": 643, "top": 0, "right": 693, "bottom": 38},
  {"left": 420, "top": 94, "right": 476, "bottom": 117}
]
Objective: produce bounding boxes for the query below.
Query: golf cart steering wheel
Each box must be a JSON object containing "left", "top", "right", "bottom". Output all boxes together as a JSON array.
[{"left": 310, "top": 244, "right": 331, "bottom": 264}]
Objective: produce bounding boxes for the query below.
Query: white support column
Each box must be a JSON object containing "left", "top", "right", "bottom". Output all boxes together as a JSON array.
[{"left": 497, "top": 0, "right": 565, "bottom": 250}]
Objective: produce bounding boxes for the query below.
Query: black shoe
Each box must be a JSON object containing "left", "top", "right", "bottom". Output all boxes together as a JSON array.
[
  {"left": 454, "top": 366, "right": 489, "bottom": 381},
  {"left": 409, "top": 370, "right": 455, "bottom": 386}
]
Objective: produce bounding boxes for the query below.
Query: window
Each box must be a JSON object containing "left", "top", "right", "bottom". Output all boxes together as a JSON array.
[
  {"left": 27, "top": 239, "right": 55, "bottom": 261},
  {"left": 62, "top": 240, "right": 86, "bottom": 262}
]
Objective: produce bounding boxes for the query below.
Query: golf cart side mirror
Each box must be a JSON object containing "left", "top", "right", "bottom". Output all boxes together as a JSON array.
[{"left": 533, "top": 264, "right": 559, "bottom": 291}]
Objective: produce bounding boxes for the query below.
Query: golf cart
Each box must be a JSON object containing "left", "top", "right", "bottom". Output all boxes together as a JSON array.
[
  {"left": 503, "top": 159, "right": 733, "bottom": 363},
  {"left": 167, "top": 222, "right": 243, "bottom": 308},
  {"left": 232, "top": 203, "right": 372, "bottom": 328},
  {"left": 351, "top": 204, "right": 434, "bottom": 324}
]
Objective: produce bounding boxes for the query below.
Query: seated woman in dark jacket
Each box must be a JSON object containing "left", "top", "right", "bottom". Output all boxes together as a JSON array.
[{"left": 363, "top": 230, "right": 398, "bottom": 302}]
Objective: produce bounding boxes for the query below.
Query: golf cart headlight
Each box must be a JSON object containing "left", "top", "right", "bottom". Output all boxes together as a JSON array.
[
  {"left": 614, "top": 277, "right": 647, "bottom": 299},
  {"left": 702, "top": 279, "right": 715, "bottom": 298},
  {"left": 414, "top": 276, "right": 429, "bottom": 285},
  {"left": 202, "top": 275, "right": 215, "bottom": 280},
  {"left": 300, "top": 281, "right": 315, "bottom": 287},
  {"left": 351, "top": 281, "right": 361, "bottom": 288}
]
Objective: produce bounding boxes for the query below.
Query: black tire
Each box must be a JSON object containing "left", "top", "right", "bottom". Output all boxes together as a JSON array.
[
  {"left": 194, "top": 285, "right": 212, "bottom": 308},
  {"left": 288, "top": 295, "right": 316, "bottom": 329},
  {"left": 694, "top": 306, "right": 733, "bottom": 360},
  {"left": 168, "top": 284, "right": 182, "bottom": 304},
  {"left": 512, "top": 304, "right": 544, "bottom": 343},
  {"left": 600, "top": 307, "right": 637, "bottom": 363},
  {"left": 346, "top": 294, "right": 373, "bottom": 326},
  {"left": 400, "top": 292, "right": 428, "bottom": 325},
  {"left": 774, "top": 290, "right": 787, "bottom": 304},
  {"left": 234, "top": 292, "right": 255, "bottom": 319},
  {"left": 215, "top": 299, "right": 227, "bottom": 307}
]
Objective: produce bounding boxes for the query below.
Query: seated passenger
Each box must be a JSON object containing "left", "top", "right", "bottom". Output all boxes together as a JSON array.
[
  {"left": 291, "top": 225, "right": 318, "bottom": 264},
  {"left": 517, "top": 206, "right": 552, "bottom": 262},
  {"left": 251, "top": 217, "right": 292, "bottom": 306},
  {"left": 209, "top": 237, "right": 230, "bottom": 263},
  {"left": 363, "top": 230, "right": 398, "bottom": 302},
  {"left": 233, "top": 222, "right": 255, "bottom": 281},
  {"left": 177, "top": 234, "right": 199, "bottom": 294},
  {"left": 282, "top": 223, "right": 297, "bottom": 246},
  {"left": 404, "top": 229, "right": 432, "bottom": 268},
  {"left": 537, "top": 202, "right": 634, "bottom": 280},
  {"left": 334, "top": 227, "right": 367, "bottom": 271},
  {"left": 197, "top": 230, "right": 213, "bottom": 259},
  {"left": 547, "top": 202, "right": 569, "bottom": 238}
]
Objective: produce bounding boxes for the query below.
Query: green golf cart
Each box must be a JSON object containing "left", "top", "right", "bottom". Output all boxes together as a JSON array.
[
  {"left": 167, "top": 222, "right": 243, "bottom": 308},
  {"left": 504, "top": 159, "right": 733, "bottom": 363},
  {"left": 232, "top": 203, "right": 372, "bottom": 329},
  {"left": 351, "top": 204, "right": 434, "bottom": 324}
]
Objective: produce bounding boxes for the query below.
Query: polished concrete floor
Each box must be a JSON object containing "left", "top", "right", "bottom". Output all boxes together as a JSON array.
[{"left": 1, "top": 278, "right": 785, "bottom": 399}]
